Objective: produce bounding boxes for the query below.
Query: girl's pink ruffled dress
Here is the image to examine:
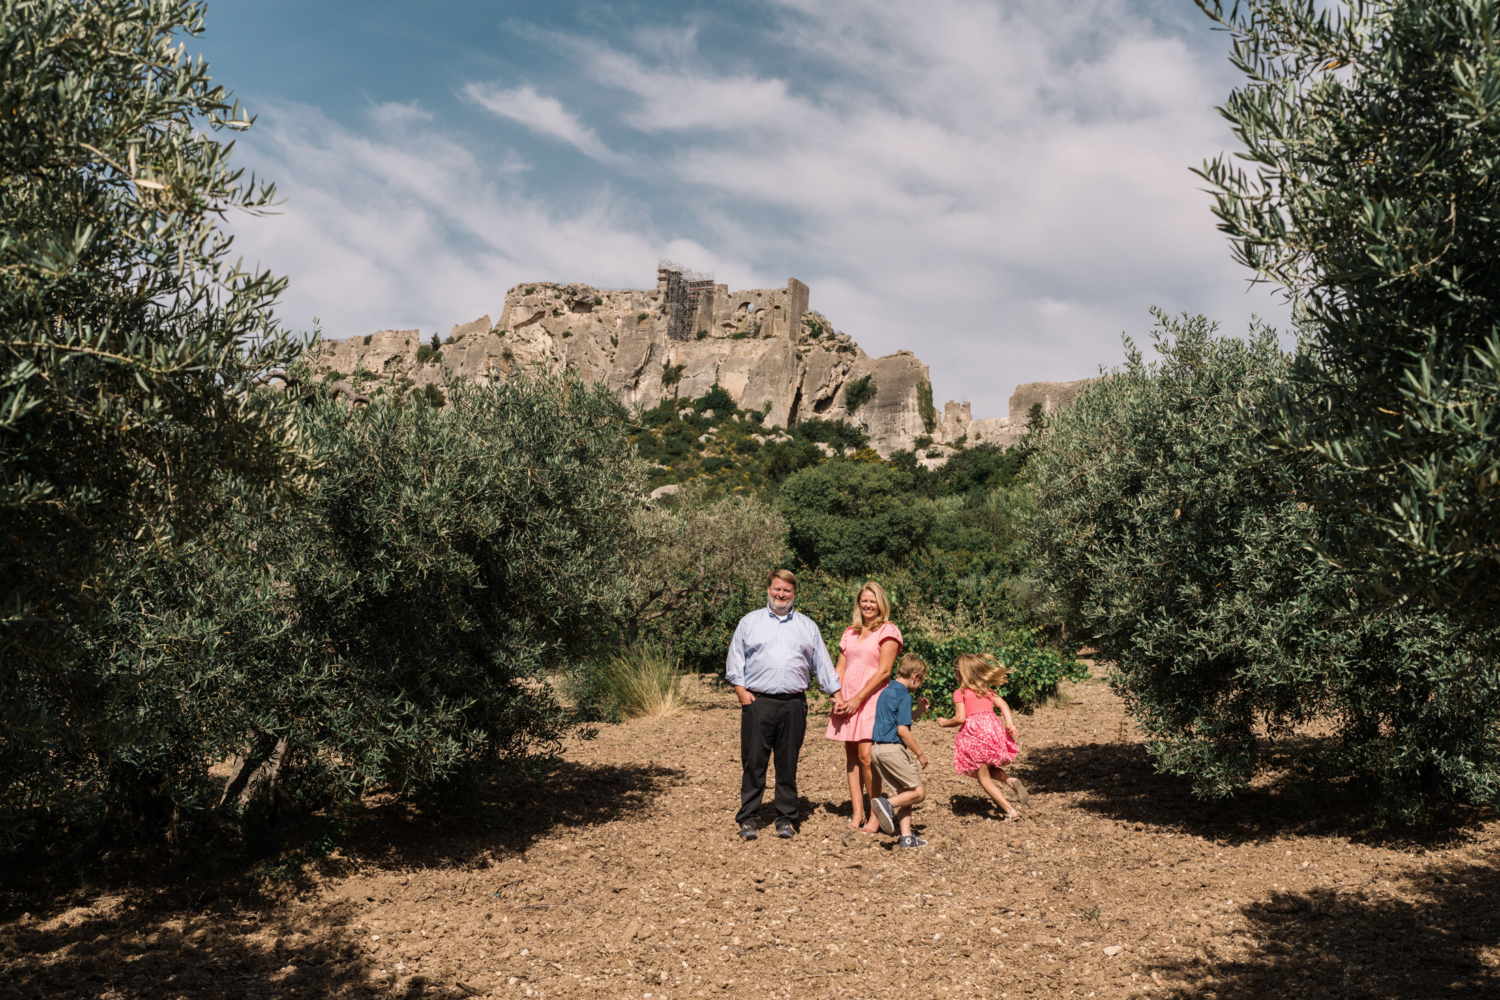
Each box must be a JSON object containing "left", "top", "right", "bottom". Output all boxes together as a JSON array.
[{"left": 951, "top": 688, "right": 1019, "bottom": 776}]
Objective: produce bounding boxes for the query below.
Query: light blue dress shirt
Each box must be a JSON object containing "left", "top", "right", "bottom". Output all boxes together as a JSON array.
[{"left": 725, "top": 604, "right": 841, "bottom": 695}]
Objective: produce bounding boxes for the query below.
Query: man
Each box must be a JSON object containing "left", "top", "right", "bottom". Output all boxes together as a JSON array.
[{"left": 725, "top": 568, "right": 840, "bottom": 840}]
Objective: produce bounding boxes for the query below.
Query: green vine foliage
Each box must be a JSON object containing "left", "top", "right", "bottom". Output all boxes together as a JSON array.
[
  {"left": 918, "top": 379, "right": 938, "bottom": 434},
  {"left": 1197, "top": 0, "right": 1500, "bottom": 625},
  {"left": 1026, "top": 312, "right": 1500, "bottom": 816}
]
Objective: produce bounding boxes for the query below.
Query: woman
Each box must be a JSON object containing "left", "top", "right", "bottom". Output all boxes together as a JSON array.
[{"left": 826, "top": 581, "right": 904, "bottom": 833}]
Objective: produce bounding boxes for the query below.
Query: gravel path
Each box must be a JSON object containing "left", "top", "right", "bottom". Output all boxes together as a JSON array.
[{"left": 5, "top": 673, "right": 1499, "bottom": 999}]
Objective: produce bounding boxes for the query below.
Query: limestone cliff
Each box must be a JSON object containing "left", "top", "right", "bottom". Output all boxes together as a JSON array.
[{"left": 309, "top": 265, "right": 1091, "bottom": 459}]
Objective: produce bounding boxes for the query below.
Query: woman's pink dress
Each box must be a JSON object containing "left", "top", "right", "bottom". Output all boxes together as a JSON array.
[
  {"left": 951, "top": 687, "right": 1019, "bottom": 776},
  {"left": 826, "top": 622, "right": 903, "bottom": 742}
]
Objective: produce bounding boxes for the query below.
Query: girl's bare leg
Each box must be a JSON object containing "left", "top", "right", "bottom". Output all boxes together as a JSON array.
[
  {"left": 857, "top": 741, "right": 881, "bottom": 833},
  {"left": 845, "top": 742, "right": 865, "bottom": 828},
  {"left": 975, "top": 764, "right": 1017, "bottom": 817}
]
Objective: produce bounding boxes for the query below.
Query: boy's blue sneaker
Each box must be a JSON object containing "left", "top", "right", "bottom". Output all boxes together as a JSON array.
[
  {"left": 872, "top": 796, "right": 896, "bottom": 835},
  {"left": 899, "top": 834, "right": 928, "bottom": 850}
]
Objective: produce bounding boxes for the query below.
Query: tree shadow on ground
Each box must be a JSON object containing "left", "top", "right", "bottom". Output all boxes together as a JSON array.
[
  {"left": 1020, "top": 740, "right": 1491, "bottom": 849},
  {"left": 332, "top": 757, "right": 687, "bottom": 873},
  {"left": 1152, "top": 860, "right": 1500, "bottom": 999},
  {"left": 0, "top": 759, "right": 681, "bottom": 999}
]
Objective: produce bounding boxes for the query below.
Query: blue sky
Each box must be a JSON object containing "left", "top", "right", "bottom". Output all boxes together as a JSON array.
[{"left": 199, "top": 0, "right": 1287, "bottom": 418}]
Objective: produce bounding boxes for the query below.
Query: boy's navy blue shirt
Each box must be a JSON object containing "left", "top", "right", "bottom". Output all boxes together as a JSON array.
[{"left": 872, "top": 682, "right": 913, "bottom": 744}]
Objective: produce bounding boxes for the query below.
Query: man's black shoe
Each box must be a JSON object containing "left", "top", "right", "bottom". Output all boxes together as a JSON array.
[
  {"left": 738, "top": 821, "right": 759, "bottom": 841},
  {"left": 775, "top": 819, "right": 795, "bottom": 839}
]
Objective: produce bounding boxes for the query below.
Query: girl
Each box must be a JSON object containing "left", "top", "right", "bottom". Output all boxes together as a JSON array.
[
  {"left": 826, "top": 581, "right": 903, "bottom": 833},
  {"left": 936, "top": 652, "right": 1029, "bottom": 821}
]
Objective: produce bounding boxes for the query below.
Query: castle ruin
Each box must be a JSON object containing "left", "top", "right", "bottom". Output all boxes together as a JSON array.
[{"left": 311, "top": 265, "right": 1090, "bottom": 460}]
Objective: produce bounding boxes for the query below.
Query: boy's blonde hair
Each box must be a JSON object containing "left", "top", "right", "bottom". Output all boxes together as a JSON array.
[
  {"left": 850, "top": 580, "right": 891, "bottom": 630},
  {"left": 954, "top": 652, "right": 1009, "bottom": 699},
  {"left": 896, "top": 652, "right": 928, "bottom": 681}
]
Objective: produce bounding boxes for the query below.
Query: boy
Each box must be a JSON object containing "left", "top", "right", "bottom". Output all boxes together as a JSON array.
[{"left": 869, "top": 653, "right": 932, "bottom": 848}]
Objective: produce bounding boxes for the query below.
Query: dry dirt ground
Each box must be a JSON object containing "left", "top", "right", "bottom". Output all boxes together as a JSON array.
[{"left": 6, "top": 673, "right": 1500, "bottom": 1000}]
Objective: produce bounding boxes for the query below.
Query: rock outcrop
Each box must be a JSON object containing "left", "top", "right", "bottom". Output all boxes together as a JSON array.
[{"left": 309, "top": 265, "right": 1092, "bottom": 459}]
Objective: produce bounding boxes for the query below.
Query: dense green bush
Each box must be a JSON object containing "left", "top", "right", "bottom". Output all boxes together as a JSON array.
[
  {"left": 905, "top": 626, "right": 1087, "bottom": 715},
  {"left": 615, "top": 482, "right": 787, "bottom": 648},
  {"left": 415, "top": 333, "right": 442, "bottom": 364},
  {"left": 695, "top": 383, "right": 735, "bottom": 415},
  {"left": 778, "top": 460, "right": 933, "bottom": 575},
  {"left": 1025, "top": 313, "right": 1500, "bottom": 814}
]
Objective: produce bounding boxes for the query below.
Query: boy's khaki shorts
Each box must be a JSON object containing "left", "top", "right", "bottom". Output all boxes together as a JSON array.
[{"left": 871, "top": 742, "right": 922, "bottom": 792}]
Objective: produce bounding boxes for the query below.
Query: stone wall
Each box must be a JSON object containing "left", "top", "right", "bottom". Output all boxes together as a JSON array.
[{"left": 308, "top": 271, "right": 1092, "bottom": 460}]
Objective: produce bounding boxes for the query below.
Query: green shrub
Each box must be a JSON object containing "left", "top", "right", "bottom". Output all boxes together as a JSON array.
[
  {"left": 416, "top": 334, "right": 442, "bottom": 364},
  {"left": 696, "top": 383, "right": 736, "bottom": 415},
  {"left": 761, "top": 441, "right": 823, "bottom": 483},
  {"left": 616, "top": 483, "right": 786, "bottom": 648},
  {"left": 701, "top": 457, "right": 732, "bottom": 473},
  {"left": 795, "top": 418, "right": 869, "bottom": 451},
  {"left": 661, "top": 362, "right": 685, "bottom": 387},
  {"left": 842, "top": 374, "right": 876, "bottom": 411}
]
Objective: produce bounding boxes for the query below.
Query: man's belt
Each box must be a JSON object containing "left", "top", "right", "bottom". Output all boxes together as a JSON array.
[{"left": 748, "top": 690, "right": 806, "bottom": 700}]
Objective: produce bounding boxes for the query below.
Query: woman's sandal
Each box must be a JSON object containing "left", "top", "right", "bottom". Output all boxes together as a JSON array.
[
  {"left": 1000, "top": 810, "right": 1022, "bottom": 823},
  {"left": 1008, "top": 778, "right": 1030, "bottom": 806}
]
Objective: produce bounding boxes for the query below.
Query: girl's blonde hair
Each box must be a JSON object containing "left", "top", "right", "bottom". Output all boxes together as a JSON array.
[
  {"left": 954, "top": 652, "right": 1009, "bottom": 699},
  {"left": 850, "top": 581, "right": 891, "bottom": 630}
]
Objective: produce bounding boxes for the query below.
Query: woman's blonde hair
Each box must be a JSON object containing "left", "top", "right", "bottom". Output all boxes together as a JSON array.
[
  {"left": 850, "top": 581, "right": 891, "bottom": 630},
  {"left": 954, "top": 652, "right": 1010, "bottom": 699}
]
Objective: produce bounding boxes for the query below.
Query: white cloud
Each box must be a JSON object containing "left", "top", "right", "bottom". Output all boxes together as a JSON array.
[
  {"left": 224, "top": 100, "right": 741, "bottom": 342},
  {"left": 462, "top": 82, "right": 616, "bottom": 162},
  {"left": 225, "top": 1, "right": 1286, "bottom": 417},
  {"left": 554, "top": 0, "right": 1287, "bottom": 412}
]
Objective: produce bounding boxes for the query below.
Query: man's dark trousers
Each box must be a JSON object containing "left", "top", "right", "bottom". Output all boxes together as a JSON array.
[{"left": 737, "top": 691, "right": 807, "bottom": 825}]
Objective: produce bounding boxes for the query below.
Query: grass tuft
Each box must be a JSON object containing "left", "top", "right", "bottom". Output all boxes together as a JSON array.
[{"left": 592, "top": 645, "right": 689, "bottom": 719}]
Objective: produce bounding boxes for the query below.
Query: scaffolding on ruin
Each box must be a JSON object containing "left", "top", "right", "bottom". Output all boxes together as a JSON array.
[{"left": 657, "top": 259, "right": 716, "bottom": 342}]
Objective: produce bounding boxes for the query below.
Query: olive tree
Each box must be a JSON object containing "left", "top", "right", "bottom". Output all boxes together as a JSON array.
[
  {"left": 613, "top": 482, "right": 788, "bottom": 645},
  {"left": 1197, "top": 0, "right": 1500, "bottom": 623},
  {"left": 0, "top": 0, "right": 300, "bottom": 847},
  {"left": 1026, "top": 312, "right": 1500, "bottom": 814},
  {"left": 14, "top": 373, "right": 644, "bottom": 848}
]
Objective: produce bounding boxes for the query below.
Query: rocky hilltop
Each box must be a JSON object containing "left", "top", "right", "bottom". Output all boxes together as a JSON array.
[{"left": 311, "top": 263, "right": 1090, "bottom": 459}]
